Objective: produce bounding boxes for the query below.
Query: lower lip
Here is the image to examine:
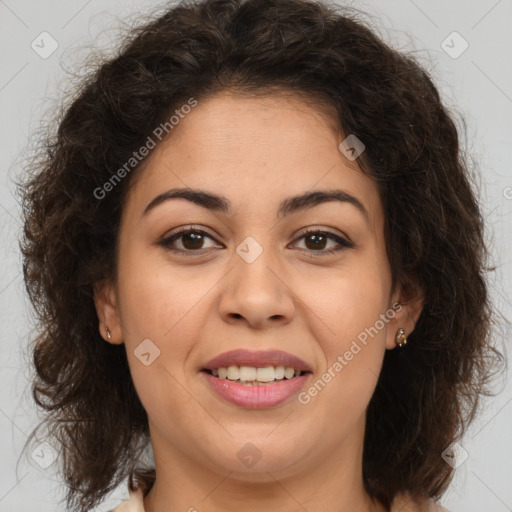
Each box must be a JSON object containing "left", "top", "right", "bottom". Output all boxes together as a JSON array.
[{"left": 201, "top": 371, "right": 311, "bottom": 408}]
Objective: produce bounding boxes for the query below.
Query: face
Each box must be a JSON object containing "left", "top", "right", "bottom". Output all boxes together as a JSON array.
[{"left": 95, "top": 91, "right": 422, "bottom": 484}]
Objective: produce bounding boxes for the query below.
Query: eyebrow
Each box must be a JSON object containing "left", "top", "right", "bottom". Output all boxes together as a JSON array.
[{"left": 142, "top": 187, "right": 369, "bottom": 223}]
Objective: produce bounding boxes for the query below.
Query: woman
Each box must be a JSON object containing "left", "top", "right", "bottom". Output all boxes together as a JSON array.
[{"left": 19, "top": 0, "right": 504, "bottom": 510}]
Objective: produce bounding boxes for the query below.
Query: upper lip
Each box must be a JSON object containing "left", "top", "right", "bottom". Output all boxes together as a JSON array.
[{"left": 202, "top": 349, "right": 313, "bottom": 372}]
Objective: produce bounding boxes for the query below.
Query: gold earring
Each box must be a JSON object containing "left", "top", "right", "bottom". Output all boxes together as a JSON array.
[
  {"left": 395, "top": 328, "right": 407, "bottom": 347},
  {"left": 106, "top": 327, "right": 112, "bottom": 340}
]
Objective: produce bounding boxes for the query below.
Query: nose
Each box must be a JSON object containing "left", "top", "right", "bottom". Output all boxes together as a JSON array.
[{"left": 218, "top": 241, "right": 296, "bottom": 330}]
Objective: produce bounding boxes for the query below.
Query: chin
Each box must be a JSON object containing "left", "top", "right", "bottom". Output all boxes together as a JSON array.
[{"left": 201, "top": 439, "right": 309, "bottom": 479}]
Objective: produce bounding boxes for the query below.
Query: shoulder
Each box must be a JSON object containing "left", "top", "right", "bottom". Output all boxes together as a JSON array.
[
  {"left": 108, "top": 486, "right": 145, "bottom": 512},
  {"left": 391, "top": 491, "right": 451, "bottom": 512}
]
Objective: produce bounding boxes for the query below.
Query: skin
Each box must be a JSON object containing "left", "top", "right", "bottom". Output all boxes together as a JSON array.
[{"left": 94, "top": 91, "right": 424, "bottom": 512}]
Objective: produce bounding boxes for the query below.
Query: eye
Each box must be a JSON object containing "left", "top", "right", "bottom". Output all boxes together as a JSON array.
[
  {"left": 158, "top": 226, "right": 221, "bottom": 255},
  {"left": 158, "top": 226, "right": 354, "bottom": 257},
  {"left": 291, "top": 229, "right": 354, "bottom": 255}
]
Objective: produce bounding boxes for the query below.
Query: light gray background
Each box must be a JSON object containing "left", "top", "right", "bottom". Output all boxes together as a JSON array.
[{"left": 0, "top": 1, "right": 511, "bottom": 511}]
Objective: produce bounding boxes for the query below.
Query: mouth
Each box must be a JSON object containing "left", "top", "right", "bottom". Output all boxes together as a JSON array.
[
  {"left": 200, "top": 367, "right": 313, "bottom": 408},
  {"left": 200, "top": 349, "right": 314, "bottom": 407},
  {"left": 201, "top": 366, "right": 313, "bottom": 386}
]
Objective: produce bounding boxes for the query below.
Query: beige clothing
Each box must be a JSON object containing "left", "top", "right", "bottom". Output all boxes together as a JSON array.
[{"left": 110, "top": 486, "right": 451, "bottom": 511}]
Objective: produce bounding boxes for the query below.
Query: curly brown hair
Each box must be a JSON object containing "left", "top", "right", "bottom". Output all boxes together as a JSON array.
[{"left": 18, "top": 0, "right": 506, "bottom": 510}]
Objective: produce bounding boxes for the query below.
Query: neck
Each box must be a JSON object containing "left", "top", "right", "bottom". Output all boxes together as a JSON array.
[{"left": 143, "top": 415, "right": 387, "bottom": 512}]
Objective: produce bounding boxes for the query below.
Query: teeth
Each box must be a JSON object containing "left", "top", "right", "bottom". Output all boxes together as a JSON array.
[
  {"left": 227, "top": 366, "right": 239, "bottom": 380},
  {"left": 239, "top": 366, "right": 257, "bottom": 381},
  {"left": 256, "top": 366, "right": 275, "bottom": 382},
  {"left": 284, "top": 367, "right": 295, "bottom": 379},
  {"left": 209, "top": 365, "right": 304, "bottom": 383}
]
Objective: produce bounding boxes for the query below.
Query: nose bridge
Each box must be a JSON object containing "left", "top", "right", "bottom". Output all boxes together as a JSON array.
[
  {"left": 233, "top": 233, "right": 282, "bottom": 293},
  {"left": 218, "top": 232, "right": 295, "bottom": 327}
]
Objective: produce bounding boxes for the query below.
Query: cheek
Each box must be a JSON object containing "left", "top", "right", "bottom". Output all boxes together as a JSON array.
[
  {"left": 302, "top": 253, "right": 389, "bottom": 400},
  {"left": 307, "top": 257, "right": 390, "bottom": 346},
  {"left": 116, "top": 244, "right": 201, "bottom": 340},
  {"left": 115, "top": 249, "right": 216, "bottom": 411},
  {"left": 300, "top": 273, "right": 388, "bottom": 439}
]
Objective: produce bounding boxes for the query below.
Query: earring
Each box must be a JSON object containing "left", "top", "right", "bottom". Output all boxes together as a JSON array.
[
  {"left": 106, "top": 327, "right": 112, "bottom": 340},
  {"left": 395, "top": 328, "right": 407, "bottom": 347}
]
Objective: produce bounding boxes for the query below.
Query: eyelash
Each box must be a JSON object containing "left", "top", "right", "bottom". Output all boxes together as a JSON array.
[{"left": 158, "top": 225, "right": 354, "bottom": 257}]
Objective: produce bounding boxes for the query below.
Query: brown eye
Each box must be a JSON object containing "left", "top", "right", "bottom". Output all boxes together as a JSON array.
[
  {"left": 304, "top": 232, "right": 328, "bottom": 250},
  {"left": 180, "top": 231, "right": 206, "bottom": 250},
  {"left": 158, "top": 227, "right": 221, "bottom": 254},
  {"left": 293, "top": 229, "right": 354, "bottom": 255}
]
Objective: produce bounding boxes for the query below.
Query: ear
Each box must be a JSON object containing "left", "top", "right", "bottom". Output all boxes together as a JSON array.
[
  {"left": 93, "top": 278, "right": 124, "bottom": 345},
  {"left": 385, "top": 277, "right": 424, "bottom": 350}
]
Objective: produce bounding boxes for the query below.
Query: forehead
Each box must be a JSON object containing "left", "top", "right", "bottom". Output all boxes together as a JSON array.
[{"left": 123, "top": 92, "right": 383, "bottom": 232}]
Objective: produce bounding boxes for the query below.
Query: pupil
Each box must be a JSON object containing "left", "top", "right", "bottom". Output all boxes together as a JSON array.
[
  {"left": 183, "top": 232, "right": 203, "bottom": 250},
  {"left": 306, "top": 234, "right": 326, "bottom": 250}
]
